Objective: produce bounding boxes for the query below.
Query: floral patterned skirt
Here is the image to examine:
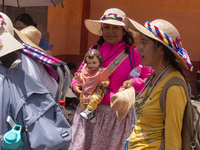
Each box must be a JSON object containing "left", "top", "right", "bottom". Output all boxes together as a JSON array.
[{"left": 68, "top": 103, "right": 134, "bottom": 150}]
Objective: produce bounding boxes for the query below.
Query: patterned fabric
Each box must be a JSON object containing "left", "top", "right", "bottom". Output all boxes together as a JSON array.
[
  {"left": 20, "top": 43, "right": 58, "bottom": 69},
  {"left": 69, "top": 104, "right": 134, "bottom": 150},
  {"left": 100, "top": 13, "right": 124, "bottom": 22},
  {"left": 144, "top": 21, "right": 193, "bottom": 71},
  {"left": 22, "top": 43, "right": 62, "bottom": 65}
]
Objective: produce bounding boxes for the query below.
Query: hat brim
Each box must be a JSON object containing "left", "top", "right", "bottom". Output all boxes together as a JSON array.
[
  {"left": 14, "top": 28, "right": 45, "bottom": 52},
  {"left": 125, "top": 17, "right": 189, "bottom": 70},
  {"left": 111, "top": 86, "right": 135, "bottom": 121},
  {"left": 116, "top": 103, "right": 133, "bottom": 121},
  {"left": 0, "top": 27, "right": 24, "bottom": 57},
  {"left": 85, "top": 19, "right": 139, "bottom": 38}
]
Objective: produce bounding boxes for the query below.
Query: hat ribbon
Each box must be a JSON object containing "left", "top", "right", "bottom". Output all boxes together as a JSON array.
[
  {"left": 144, "top": 21, "right": 193, "bottom": 71},
  {"left": 100, "top": 13, "right": 124, "bottom": 22},
  {"left": 0, "top": 14, "right": 4, "bottom": 47}
]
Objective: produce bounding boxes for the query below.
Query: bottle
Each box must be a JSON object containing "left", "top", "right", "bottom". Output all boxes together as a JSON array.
[
  {"left": 129, "top": 65, "right": 142, "bottom": 78},
  {"left": 58, "top": 99, "right": 68, "bottom": 120},
  {"left": 1, "top": 125, "right": 24, "bottom": 150}
]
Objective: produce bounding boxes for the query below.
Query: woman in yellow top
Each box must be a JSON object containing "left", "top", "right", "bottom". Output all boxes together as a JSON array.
[{"left": 124, "top": 18, "right": 193, "bottom": 149}]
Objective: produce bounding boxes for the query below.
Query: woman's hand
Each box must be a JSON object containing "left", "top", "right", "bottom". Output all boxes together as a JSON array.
[
  {"left": 72, "top": 84, "right": 82, "bottom": 98},
  {"left": 122, "top": 80, "right": 133, "bottom": 89}
]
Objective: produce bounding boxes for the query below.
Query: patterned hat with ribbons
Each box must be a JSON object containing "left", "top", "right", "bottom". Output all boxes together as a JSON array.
[
  {"left": 85, "top": 8, "right": 138, "bottom": 37},
  {"left": 125, "top": 18, "right": 193, "bottom": 71}
]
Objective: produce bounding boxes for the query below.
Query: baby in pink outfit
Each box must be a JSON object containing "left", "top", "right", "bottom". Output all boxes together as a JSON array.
[{"left": 74, "top": 49, "right": 110, "bottom": 123}]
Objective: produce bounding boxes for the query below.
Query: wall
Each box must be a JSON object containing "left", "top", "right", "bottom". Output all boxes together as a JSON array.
[
  {"left": 47, "top": 0, "right": 88, "bottom": 66},
  {"left": 48, "top": 0, "right": 200, "bottom": 96}
]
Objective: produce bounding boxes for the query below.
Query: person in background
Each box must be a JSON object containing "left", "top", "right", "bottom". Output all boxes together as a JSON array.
[
  {"left": 67, "top": 62, "right": 77, "bottom": 79},
  {"left": 65, "top": 62, "right": 80, "bottom": 110},
  {"left": 69, "top": 8, "right": 151, "bottom": 150},
  {"left": 124, "top": 17, "right": 193, "bottom": 149},
  {"left": 15, "top": 13, "right": 52, "bottom": 55}
]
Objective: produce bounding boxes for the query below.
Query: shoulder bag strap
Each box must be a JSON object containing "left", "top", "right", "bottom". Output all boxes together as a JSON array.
[{"left": 106, "top": 49, "right": 128, "bottom": 76}]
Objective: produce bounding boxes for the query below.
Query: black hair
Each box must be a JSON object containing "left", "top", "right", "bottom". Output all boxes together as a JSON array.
[
  {"left": 67, "top": 62, "right": 76, "bottom": 70},
  {"left": 0, "top": 52, "right": 18, "bottom": 68},
  {"left": 92, "top": 26, "right": 134, "bottom": 55},
  {"left": 156, "top": 41, "right": 186, "bottom": 79},
  {"left": 15, "top": 13, "right": 37, "bottom": 27}
]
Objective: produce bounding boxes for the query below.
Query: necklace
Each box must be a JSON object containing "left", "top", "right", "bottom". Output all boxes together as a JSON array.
[
  {"left": 137, "top": 63, "right": 171, "bottom": 100},
  {"left": 133, "top": 63, "right": 171, "bottom": 125}
]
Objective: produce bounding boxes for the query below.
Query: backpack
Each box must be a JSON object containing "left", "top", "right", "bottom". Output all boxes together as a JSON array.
[
  {"left": 160, "top": 77, "right": 200, "bottom": 150},
  {"left": 0, "top": 63, "right": 72, "bottom": 150}
]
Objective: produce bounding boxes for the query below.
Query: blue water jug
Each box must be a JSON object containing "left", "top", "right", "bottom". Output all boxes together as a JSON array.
[{"left": 1, "top": 125, "right": 24, "bottom": 150}]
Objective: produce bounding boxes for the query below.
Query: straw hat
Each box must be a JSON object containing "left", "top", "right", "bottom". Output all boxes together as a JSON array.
[
  {"left": 20, "top": 26, "right": 42, "bottom": 45},
  {"left": 85, "top": 8, "right": 138, "bottom": 37},
  {"left": 110, "top": 86, "right": 135, "bottom": 121},
  {"left": 0, "top": 12, "right": 24, "bottom": 58},
  {"left": 125, "top": 18, "right": 193, "bottom": 71},
  {"left": 14, "top": 27, "right": 44, "bottom": 51}
]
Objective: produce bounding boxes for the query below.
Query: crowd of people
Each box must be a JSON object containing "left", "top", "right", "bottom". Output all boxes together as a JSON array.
[{"left": 0, "top": 6, "right": 194, "bottom": 150}]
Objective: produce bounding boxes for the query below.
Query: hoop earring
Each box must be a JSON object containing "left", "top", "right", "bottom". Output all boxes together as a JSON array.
[{"left": 99, "top": 29, "right": 103, "bottom": 34}]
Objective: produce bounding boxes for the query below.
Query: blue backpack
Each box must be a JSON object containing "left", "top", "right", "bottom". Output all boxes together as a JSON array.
[{"left": 0, "top": 63, "right": 71, "bottom": 150}]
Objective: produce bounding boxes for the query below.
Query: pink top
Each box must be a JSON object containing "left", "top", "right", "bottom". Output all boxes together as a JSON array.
[
  {"left": 71, "top": 41, "right": 152, "bottom": 104},
  {"left": 81, "top": 65, "right": 106, "bottom": 104}
]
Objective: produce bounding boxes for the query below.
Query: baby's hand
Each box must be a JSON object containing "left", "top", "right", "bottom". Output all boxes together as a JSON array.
[
  {"left": 101, "top": 79, "right": 110, "bottom": 87},
  {"left": 74, "top": 72, "right": 81, "bottom": 82}
]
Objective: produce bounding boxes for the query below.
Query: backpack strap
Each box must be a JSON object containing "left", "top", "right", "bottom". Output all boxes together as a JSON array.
[
  {"left": 129, "top": 46, "right": 136, "bottom": 70},
  {"left": 160, "top": 77, "right": 189, "bottom": 149},
  {"left": 160, "top": 77, "right": 189, "bottom": 122}
]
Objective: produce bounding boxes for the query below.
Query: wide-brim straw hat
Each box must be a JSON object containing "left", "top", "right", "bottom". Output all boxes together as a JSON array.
[
  {"left": 14, "top": 27, "right": 44, "bottom": 51},
  {"left": 20, "top": 26, "right": 42, "bottom": 46},
  {"left": 125, "top": 18, "right": 193, "bottom": 71},
  {"left": 0, "top": 12, "right": 24, "bottom": 58},
  {"left": 85, "top": 8, "right": 138, "bottom": 37},
  {"left": 110, "top": 86, "right": 135, "bottom": 121}
]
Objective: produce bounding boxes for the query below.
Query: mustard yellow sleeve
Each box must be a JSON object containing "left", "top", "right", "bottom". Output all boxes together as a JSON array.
[{"left": 165, "top": 85, "right": 187, "bottom": 150}]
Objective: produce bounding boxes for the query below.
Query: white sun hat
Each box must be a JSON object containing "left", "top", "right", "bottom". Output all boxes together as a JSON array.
[{"left": 0, "top": 12, "right": 24, "bottom": 58}]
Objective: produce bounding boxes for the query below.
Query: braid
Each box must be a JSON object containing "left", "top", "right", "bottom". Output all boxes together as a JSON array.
[
  {"left": 93, "top": 36, "right": 105, "bottom": 49},
  {"left": 123, "top": 28, "right": 134, "bottom": 54}
]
